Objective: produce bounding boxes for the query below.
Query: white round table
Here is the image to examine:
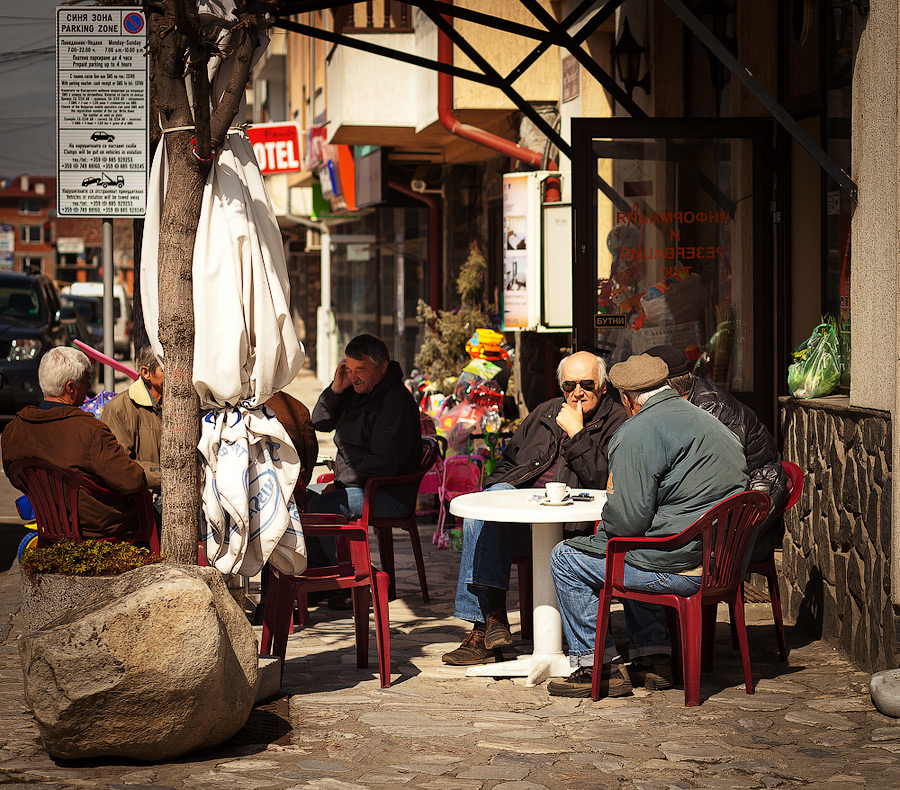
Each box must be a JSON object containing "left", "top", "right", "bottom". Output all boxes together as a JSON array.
[{"left": 449, "top": 487, "right": 607, "bottom": 686}]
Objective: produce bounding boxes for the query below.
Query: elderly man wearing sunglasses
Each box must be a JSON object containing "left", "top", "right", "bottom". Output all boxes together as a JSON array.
[{"left": 443, "top": 351, "right": 627, "bottom": 666}]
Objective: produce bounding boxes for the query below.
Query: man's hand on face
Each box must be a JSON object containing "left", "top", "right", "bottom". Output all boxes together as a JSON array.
[
  {"left": 331, "top": 360, "right": 350, "bottom": 394},
  {"left": 556, "top": 400, "right": 585, "bottom": 439}
]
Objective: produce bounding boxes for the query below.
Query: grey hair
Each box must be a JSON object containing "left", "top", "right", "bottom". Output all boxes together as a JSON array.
[
  {"left": 38, "top": 347, "right": 91, "bottom": 397},
  {"left": 135, "top": 345, "right": 162, "bottom": 374},
  {"left": 556, "top": 352, "right": 608, "bottom": 388},
  {"left": 624, "top": 384, "right": 671, "bottom": 407}
]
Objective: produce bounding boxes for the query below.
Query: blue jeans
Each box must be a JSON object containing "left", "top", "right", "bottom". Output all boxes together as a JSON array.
[
  {"left": 454, "top": 482, "right": 531, "bottom": 623},
  {"left": 550, "top": 542, "right": 701, "bottom": 668},
  {"left": 305, "top": 483, "right": 411, "bottom": 566},
  {"left": 306, "top": 483, "right": 411, "bottom": 520}
]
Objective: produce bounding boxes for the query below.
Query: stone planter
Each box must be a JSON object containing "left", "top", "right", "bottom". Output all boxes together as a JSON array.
[
  {"left": 20, "top": 572, "right": 118, "bottom": 634},
  {"left": 18, "top": 564, "right": 259, "bottom": 760}
]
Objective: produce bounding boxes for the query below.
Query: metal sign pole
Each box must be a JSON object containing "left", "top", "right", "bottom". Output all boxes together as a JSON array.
[{"left": 102, "top": 218, "right": 114, "bottom": 392}]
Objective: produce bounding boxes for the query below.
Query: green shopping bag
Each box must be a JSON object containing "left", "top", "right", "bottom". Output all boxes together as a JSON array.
[{"left": 788, "top": 318, "right": 842, "bottom": 399}]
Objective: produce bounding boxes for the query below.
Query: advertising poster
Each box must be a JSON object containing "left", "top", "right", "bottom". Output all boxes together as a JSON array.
[{"left": 502, "top": 173, "right": 529, "bottom": 329}]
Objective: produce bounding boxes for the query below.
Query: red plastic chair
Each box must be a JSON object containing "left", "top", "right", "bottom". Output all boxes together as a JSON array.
[
  {"left": 259, "top": 514, "right": 391, "bottom": 687},
  {"left": 592, "top": 490, "right": 771, "bottom": 706},
  {"left": 436, "top": 454, "right": 484, "bottom": 540},
  {"left": 739, "top": 461, "right": 803, "bottom": 662},
  {"left": 367, "top": 438, "right": 440, "bottom": 602},
  {"left": 6, "top": 458, "right": 159, "bottom": 553},
  {"left": 309, "top": 439, "right": 439, "bottom": 602}
]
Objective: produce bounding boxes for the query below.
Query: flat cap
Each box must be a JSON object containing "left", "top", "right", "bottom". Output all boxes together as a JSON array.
[
  {"left": 644, "top": 345, "right": 690, "bottom": 377},
  {"left": 609, "top": 354, "right": 670, "bottom": 391}
]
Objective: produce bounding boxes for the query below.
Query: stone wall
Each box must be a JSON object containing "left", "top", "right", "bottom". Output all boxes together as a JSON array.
[{"left": 780, "top": 396, "right": 896, "bottom": 671}]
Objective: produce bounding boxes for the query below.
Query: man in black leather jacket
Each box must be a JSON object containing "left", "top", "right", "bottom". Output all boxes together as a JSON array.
[
  {"left": 644, "top": 345, "right": 789, "bottom": 564},
  {"left": 442, "top": 351, "right": 627, "bottom": 666},
  {"left": 310, "top": 334, "right": 421, "bottom": 519}
]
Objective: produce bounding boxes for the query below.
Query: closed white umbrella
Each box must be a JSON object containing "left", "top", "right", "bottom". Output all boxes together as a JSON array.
[{"left": 141, "top": 0, "right": 306, "bottom": 576}]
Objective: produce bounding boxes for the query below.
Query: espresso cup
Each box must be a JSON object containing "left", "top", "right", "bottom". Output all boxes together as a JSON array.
[{"left": 545, "top": 482, "right": 569, "bottom": 502}]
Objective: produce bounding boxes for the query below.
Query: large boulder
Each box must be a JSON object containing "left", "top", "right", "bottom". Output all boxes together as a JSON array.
[{"left": 19, "top": 564, "right": 258, "bottom": 761}]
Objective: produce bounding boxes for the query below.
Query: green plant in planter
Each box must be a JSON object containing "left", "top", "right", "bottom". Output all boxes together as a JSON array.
[{"left": 21, "top": 540, "right": 163, "bottom": 579}]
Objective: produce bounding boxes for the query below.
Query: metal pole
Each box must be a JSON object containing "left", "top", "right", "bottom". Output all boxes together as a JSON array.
[{"left": 102, "top": 218, "right": 114, "bottom": 391}]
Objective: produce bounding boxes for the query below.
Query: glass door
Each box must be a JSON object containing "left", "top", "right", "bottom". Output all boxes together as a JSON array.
[{"left": 572, "top": 118, "right": 776, "bottom": 427}]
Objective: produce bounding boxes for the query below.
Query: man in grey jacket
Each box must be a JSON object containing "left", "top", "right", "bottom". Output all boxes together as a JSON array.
[{"left": 548, "top": 354, "right": 749, "bottom": 698}]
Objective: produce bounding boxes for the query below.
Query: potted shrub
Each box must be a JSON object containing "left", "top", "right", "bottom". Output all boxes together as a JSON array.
[{"left": 19, "top": 540, "right": 162, "bottom": 633}]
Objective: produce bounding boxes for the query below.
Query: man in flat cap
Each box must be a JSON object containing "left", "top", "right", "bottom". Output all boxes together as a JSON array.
[
  {"left": 548, "top": 354, "right": 748, "bottom": 698},
  {"left": 643, "top": 345, "right": 788, "bottom": 566}
]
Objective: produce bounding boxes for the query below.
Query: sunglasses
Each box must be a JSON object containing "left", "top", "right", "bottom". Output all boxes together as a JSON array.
[{"left": 561, "top": 379, "right": 598, "bottom": 393}]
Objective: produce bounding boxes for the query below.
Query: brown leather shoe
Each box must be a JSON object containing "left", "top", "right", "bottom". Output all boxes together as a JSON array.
[
  {"left": 442, "top": 629, "right": 504, "bottom": 666},
  {"left": 548, "top": 664, "right": 632, "bottom": 698},
  {"left": 484, "top": 610, "right": 513, "bottom": 649}
]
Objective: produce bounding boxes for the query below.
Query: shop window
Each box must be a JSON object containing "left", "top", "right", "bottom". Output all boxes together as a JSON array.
[{"left": 574, "top": 119, "right": 774, "bottom": 422}]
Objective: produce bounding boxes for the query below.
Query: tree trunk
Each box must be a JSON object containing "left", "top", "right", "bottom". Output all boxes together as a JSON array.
[{"left": 157, "top": 133, "right": 206, "bottom": 564}]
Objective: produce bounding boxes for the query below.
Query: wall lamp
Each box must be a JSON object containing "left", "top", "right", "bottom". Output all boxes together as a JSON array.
[{"left": 612, "top": 17, "right": 650, "bottom": 99}]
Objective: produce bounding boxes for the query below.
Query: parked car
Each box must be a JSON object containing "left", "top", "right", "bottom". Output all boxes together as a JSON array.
[
  {"left": 0, "top": 272, "right": 70, "bottom": 416},
  {"left": 61, "top": 293, "right": 103, "bottom": 348},
  {"left": 62, "top": 282, "right": 132, "bottom": 358}
]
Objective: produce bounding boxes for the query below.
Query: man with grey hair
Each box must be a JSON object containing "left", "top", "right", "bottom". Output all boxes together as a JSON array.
[
  {"left": 443, "top": 350, "right": 627, "bottom": 666},
  {"left": 103, "top": 345, "right": 164, "bottom": 492},
  {"left": 548, "top": 353, "right": 749, "bottom": 698},
  {"left": 2, "top": 347, "right": 149, "bottom": 540}
]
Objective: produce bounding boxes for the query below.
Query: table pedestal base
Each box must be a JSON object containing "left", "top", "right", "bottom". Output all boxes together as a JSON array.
[{"left": 464, "top": 652, "right": 573, "bottom": 687}]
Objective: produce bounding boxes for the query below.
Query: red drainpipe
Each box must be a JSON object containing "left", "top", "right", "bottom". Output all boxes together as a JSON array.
[
  {"left": 437, "top": 0, "right": 557, "bottom": 176},
  {"left": 389, "top": 179, "right": 443, "bottom": 311}
]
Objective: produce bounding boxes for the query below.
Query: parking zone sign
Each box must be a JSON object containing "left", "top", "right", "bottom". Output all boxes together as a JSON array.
[{"left": 57, "top": 7, "right": 148, "bottom": 216}]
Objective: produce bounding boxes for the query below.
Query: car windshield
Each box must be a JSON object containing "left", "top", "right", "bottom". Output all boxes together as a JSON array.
[
  {"left": 1, "top": 286, "right": 42, "bottom": 320},
  {"left": 65, "top": 297, "right": 100, "bottom": 324}
]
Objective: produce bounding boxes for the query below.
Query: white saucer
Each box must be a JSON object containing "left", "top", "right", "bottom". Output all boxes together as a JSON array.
[{"left": 538, "top": 497, "right": 573, "bottom": 506}]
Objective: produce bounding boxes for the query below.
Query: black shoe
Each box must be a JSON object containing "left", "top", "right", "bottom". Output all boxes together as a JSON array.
[
  {"left": 484, "top": 609, "right": 513, "bottom": 650},
  {"left": 442, "top": 629, "right": 504, "bottom": 666},
  {"left": 628, "top": 655, "right": 674, "bottom": 690},
  {"left": 548, "top": 664, "right": 632, "bottom": 698}
]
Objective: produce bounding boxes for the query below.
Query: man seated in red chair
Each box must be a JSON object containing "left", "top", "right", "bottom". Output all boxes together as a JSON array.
[
  {"left": 548, "top": 354, "right": 748, "bottom": 698},
  {"left": 309, "top": 334, "right": 420, "bottom": 518},
  {"left": 2, "top": 347, "right": 149, "bottom": 540},
  {"left": 306, "top": 334, "right": 420, "bottom": 572}
]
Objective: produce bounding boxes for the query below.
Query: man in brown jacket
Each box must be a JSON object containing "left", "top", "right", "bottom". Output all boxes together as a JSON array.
[
  {"left": 2, "top": 347, "right": 149, "bottom": 540},
  {"left": 102, "top": 345, "right": 163, "bottom": 493}
]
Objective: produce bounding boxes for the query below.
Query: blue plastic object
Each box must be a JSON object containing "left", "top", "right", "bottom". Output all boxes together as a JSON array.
[{"left": 15, "top": 495, "right": 34, "bottom": 521}]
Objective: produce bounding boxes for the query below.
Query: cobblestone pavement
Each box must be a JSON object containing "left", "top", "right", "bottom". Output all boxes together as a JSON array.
[
  {"left": 1, "top": 373, "right": 899, "bottom": 787},
  {"left": 2, "top": 526, "right": 900, "bottom": 789}
]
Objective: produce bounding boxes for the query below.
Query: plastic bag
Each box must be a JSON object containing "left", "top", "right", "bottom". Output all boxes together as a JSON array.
[{"left": 788, "top": 318, "right": 842, "bottom": 398}]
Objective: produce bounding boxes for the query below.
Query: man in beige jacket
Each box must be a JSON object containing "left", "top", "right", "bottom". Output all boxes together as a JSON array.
[{"left": 102, "top": 345, "right": 163, "bottom": 493}]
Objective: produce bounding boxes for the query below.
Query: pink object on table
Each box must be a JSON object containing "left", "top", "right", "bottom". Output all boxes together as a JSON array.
[{"left": 73, "top": 340, "right": 139, "bottom": 381}]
